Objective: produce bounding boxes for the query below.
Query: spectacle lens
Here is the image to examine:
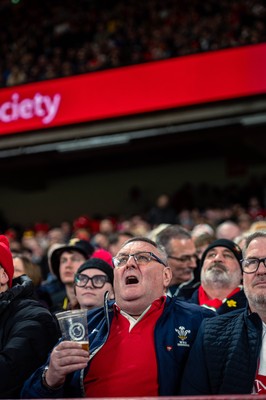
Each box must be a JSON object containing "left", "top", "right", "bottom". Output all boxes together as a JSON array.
[
  {"left": 241, "top": 257, "right": 266, "bottom": 274},
  {"left": 75, "top": 273, "right": 109, "bottom": 288},
  {"left": 113, "top": 251, "right": 166, "bottom": 268}
]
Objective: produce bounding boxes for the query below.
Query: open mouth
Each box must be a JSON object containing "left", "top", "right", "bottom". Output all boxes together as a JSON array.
[{"left": 126, "top": 276, "right": 139, "bottom": 285}]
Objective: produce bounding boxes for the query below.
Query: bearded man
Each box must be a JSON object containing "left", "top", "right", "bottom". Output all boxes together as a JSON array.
[{"left": 179, "top": 238, "right": 247, "bottom": 314}]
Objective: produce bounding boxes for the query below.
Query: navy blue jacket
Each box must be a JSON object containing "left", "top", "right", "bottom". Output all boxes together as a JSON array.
[
  {"left": 21, "top": 296, "right": 214, "bottom": 398},
  {"left": 180, "top": 306, "right": 262, "bottom": 395}
]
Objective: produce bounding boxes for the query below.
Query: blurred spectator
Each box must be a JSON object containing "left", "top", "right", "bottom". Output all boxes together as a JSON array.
[
  {"left": 6, "top": 65, "right": 26, "bottom": 86},
  {"left": 12, "top": 254, "right": 53, "bottom": 309},
  {"left": 147, "top": 224, "right": 170, "bottom": 242},
  {"left": 247, "top": 196, "right": 266, "bottom": 220},
  {"left": 249, "top": 220, "right": 266, "bottom": 232},
  {"left": 156, "top": 225, "right": 199, "bottom": 296},
  {"left": 91, "top": 232, "right": 110, "bottom": 250},
  {"left": 41, "top": 243, "right": 66, "bottom": 311},
  {"left": 191, "top": 223, "right": 215, "bottom": 239},
  {"left": 236, "top": 212, "right": 252, "bottom": 233},
  {"left": 215, "top": 220, "right": 241, "bottom": 240},
  {"left": 128, "top": 214, "right": 151, "bottom": 236},
  {"left": 99, "top": 218, "right": 116, "bottom": 235},
  {"left": 46, "top": 227, "right": 66, "bottom": 247},
  {"left": 60, "top": 220, "right": 73, "bottom": 242},
  {"left": 147, "top": 194, "right": 177, "bottom": 227},
  {"left": 108, "top": 231, "right": 134, "bottom": 256},
  {"left": 193, "top": 232, "right": 216, "bottom": 260},
  {"left": 234, "top": 231, "right": 250, "bottom": 249},
  {"left": 72, "top": 215, "right": 92, "bottom": 239},
  {"left": 1, "top": 0, "right": 265, "bottom": 87}
]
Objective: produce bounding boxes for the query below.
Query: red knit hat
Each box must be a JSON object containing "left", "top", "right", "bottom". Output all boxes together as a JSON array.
[
  {"left": 0, "top": 235, "right": 14, "bottom": 288},
  {"left": 91, "top": 249, "right": 113, "bottom": 267}
]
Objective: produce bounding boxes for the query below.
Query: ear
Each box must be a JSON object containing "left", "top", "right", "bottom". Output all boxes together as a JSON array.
[{"left": 163, "top": 266, "right": 172, "bottom": 289}]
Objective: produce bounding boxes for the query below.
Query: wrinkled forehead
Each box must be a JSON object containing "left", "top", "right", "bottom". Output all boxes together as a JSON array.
[
  {"left": 207, "top": 246, "right": 232, "bottom": 255},
  {"left": 245, "top": 237, "right": 266, "bottom": 257},
  {"left": 117, "top": 240, "right": 158, "bottom": 256},
  {"left": 205, "top": 246, "right": 238, "bottom": 263}
]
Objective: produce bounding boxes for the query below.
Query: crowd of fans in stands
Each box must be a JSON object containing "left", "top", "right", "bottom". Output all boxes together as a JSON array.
[
  {"left": 2, "top": 184, "right": 265, "bottom": 284},
  {"left": 0, "top": 0, "right": 265, "bottom": 87}
]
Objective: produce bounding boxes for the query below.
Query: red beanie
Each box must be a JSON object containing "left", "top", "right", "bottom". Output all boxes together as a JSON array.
[
  {"left": 91, "top": 249, "right": 113, "bottom": 267},
  {"left": 0, "top": 235, "right": 14, "bottom": 287}
]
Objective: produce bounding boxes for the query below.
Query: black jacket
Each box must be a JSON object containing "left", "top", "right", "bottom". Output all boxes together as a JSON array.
[
  {"left": 178, "top": 285, "right": 247, "bottom": 314},
  {"left": 180, "top": 307, "right": 262, "bottom": 394},
  {"left": 0, "top": 275, "right": 59, "bottom": 398}
]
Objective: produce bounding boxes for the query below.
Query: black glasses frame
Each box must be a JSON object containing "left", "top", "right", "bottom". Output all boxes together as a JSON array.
[
  {"left": 75, "top": 273, "right": 110, "bottom": 288},
  {"left": 112, "top": 251, "right": 166, "bottom": 268},
  {"left": 241, "top": 257, "right": 266, "bottom": 274}
]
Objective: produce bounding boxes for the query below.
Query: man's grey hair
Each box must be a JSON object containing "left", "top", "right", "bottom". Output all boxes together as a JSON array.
[
  {"left": 156, "top": 225, "right": 192, "bottom": 255},
  {"left": 120, "top": 236, "right": 168, "bottom": 265},
  {"left": 242, "top": 230, "right": 266, "bottom": 258}
]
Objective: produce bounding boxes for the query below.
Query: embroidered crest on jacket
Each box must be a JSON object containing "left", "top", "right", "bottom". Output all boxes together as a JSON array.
[{"left": 175, "top": 326, "right": 191, "bottom": 347}]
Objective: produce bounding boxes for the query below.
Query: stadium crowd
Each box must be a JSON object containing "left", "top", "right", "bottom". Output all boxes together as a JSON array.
[
  {"left": 0, "top": 0, "right": 265, "bottom": 87},
  {"left": 1, "top": 0, "right": 266, "bottom": 396},
  {"left": 2, "top": 185, "right": 266, "bottom": 285}
]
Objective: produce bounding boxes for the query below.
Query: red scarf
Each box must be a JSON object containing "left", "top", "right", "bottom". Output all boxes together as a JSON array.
[{"left": 198, "top": 286, "right": 241, "bottom": 309}]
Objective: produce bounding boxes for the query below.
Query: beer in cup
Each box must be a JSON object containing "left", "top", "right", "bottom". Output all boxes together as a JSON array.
[{"left": 55, "top": 309, "right": 89, "bottom": 351}]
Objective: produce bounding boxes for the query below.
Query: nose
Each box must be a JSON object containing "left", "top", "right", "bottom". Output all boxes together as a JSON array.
[
  {"left": 125, "top": 254, "right": 138, "bottom": 269},
  {"left": 213, "top": 252, "right": 223, "bottom": 262},
  {"left": 85, "top": 278, "right": 94, "bottom": 288},
  {"left": 257, "top": 260, "right": 266, "bottom": 274}
]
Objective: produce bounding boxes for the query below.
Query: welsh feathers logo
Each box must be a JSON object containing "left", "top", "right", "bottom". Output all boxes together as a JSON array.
[{"left": 175, "top": 326, "right": 191, "bottom": 347}]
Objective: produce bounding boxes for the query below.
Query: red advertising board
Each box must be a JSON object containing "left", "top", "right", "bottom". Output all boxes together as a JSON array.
[{"left": 0, "top": 43, "right": 265, "bottom": 136}]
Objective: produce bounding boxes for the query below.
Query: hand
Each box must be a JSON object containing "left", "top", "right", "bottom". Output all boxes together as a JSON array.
[{"left": 45, "top": 341, "right": 90, "bottom": 388}]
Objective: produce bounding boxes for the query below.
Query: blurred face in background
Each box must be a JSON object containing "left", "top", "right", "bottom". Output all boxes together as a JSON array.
[
  {"left": 59, "top": 250, "right": 87, "bottom": 285},
  {"left": 167, "top": 238, "right": 198, "bottom": 286},
  {"left": 13, "top": 256, "right": 25, "bottom": 278}
]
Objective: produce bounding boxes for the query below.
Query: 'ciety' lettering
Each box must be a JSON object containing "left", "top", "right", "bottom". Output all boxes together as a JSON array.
[{"left": 0, "top": 93, "right": 61, "bottom": 124}]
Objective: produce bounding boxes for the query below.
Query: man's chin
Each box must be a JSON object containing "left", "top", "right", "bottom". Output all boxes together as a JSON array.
[{"left": 119, "top": 288, "right": 142, "bottom": 302}]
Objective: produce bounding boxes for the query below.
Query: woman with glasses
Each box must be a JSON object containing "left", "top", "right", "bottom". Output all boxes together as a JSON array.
[{"left": 74, "top": 257, "right": 114, "bottom": 310}]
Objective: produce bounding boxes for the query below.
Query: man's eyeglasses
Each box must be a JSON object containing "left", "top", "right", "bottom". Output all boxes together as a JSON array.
[
  {"left": 168, "top": 254, "right": 198, "bottom": 263},
  {"left": 241, "top": 257, "right": 266, "bottom": 274},
  {"left": 112, "top": 251, "right": 166, "bottom": 268},
  {"left": 75, "top": 273, "right": 110, "bottom": 288}
]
